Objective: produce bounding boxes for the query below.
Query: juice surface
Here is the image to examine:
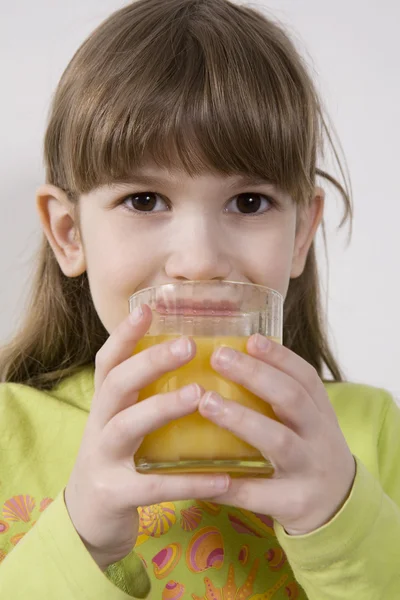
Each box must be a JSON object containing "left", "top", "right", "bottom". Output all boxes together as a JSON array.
[{"left": 134, "top": 335, "right": 280, "bottom": 468}]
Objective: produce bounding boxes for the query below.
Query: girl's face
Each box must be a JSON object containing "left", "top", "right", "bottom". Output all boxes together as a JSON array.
[{"left": 37, "top": 163, "right": 324, "bottom": 333}]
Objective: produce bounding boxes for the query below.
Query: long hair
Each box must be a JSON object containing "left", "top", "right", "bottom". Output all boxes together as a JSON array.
[{"left": 0, "top": 0, "right": 352, "bottom": 389}]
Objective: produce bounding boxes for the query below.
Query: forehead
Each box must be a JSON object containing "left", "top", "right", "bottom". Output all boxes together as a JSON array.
[{"left": 107, "top": 164, "right": 282, "bottom": 192}]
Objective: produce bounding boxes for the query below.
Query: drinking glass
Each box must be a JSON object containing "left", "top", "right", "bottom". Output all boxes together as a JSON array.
[{"left": 129, "top": 281, "right": 283, "bottom": 477}]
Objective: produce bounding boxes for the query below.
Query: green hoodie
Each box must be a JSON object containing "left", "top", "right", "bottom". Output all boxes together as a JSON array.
[{"left": 0, "top": 366, "right": 399, "bottom": 599}]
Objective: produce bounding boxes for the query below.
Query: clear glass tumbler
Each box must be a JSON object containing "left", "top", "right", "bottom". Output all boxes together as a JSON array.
[{"left": 129, "top": 281, "right": 283, "bottom": 477}]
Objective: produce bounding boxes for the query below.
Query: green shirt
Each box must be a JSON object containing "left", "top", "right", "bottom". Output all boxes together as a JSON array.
[{"left": 0, "top": 366, "right": 399, "bottom": 599}]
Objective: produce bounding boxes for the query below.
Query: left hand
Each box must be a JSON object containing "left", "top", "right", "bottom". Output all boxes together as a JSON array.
[{"left": 198, "top": 334, "right": 357, "bottom": 536}]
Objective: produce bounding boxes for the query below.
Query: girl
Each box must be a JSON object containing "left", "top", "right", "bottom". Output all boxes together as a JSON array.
[{"left": 1, "top": 0, "right": 399, "bottom": 598}]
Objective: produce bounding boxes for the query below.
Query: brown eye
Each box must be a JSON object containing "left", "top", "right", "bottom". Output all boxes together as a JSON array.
[
  {"left": 237, "top": 193, "right": 262, "bottom": 213},
  {"left": 228, "top": 193, "right": 273, "bottom": 215},
  {"left": 122, "top": 192, "right": 168, "bottom": 213}
]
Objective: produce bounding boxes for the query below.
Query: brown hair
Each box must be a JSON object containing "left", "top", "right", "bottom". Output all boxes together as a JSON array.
[{"left": 0, "top": 0, "right": 352, "bottom": 390}]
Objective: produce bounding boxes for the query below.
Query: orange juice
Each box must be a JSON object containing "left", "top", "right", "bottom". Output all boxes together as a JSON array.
[{"left": 134, "top": 335, "right": 280, "bottom": 476}]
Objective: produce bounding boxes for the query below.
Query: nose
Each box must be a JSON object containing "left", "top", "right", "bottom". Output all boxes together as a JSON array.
[{"left": 164, "top": 218, "right": 232, "bottom": 282}]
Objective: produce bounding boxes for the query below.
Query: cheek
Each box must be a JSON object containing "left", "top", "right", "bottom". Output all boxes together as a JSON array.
[
  {"left": 81, "top": 222, "right": 160, "bottom": 332},
  {"left": 246, "top": 224, "right": 296, "bottom": 297}
]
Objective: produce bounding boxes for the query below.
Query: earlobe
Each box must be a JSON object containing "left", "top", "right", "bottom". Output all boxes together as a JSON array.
[
  {"left": 290, "top": 187, "right": 325, "bottom": 279},
  {"left": 36, "top": 184, "right": 86, "bottom": 277}
]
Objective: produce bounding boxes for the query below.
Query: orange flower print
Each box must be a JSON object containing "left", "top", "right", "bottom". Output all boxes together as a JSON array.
[
  {"left": 238, "top": 544, "right": 250, "bottom": 566},
  {"left": 195, "top": 501, "right": 221, "bottom": 516},
  {"left": 192, "top": 560, "right": 259, "bottom": 600},
  {"left": 152, "top": 543, "right": 182, "bottom": 579},
  {"left": 135, "top": 508, "right": 150, "bottom": 547},
  {"left": 135, "top": 525, "right": 149, "bottom": 547},
  {"left": 228, "top": 513, "right": 262, "bottom": 537},
  {"left": 139, "top": 503, "right": 176, "bottom": 537},
  {"left": 248, "top": 574, "right": 290, "bottom": 599},
  {"left": 0, "top": 549, "right": 7, "bottom": 563},
  {"left": 0, "top": 519, "right": 10, "bottom": 534},
  {"left": 136, "top": 552, "right": 148, "bottom": 569},
  {"left": 284, "top": 581, "right": 300, "bottom": 598},
  {"left": 265, "top": 547, "right": 287, "bottom": 572},
  {"left": 236, "top": 509, "right": 275, "bottom": 538},
  {"left": 10, "top": 532, "right": 26, "bottom": 546},
  {"left": 39, "top": 497, "right": 53, "bottom": 512},
  {"left": 2, "top": 495, "right": 35, "bottom": 523},
  {"left": 186, "top": 527, "right": 224, "bottom": 573},
  {"left": 162, "top": 580, "right": 186, "bottom": 599},
  {"left": 180, "top": 506, "right": 203, "bottom": 532}
]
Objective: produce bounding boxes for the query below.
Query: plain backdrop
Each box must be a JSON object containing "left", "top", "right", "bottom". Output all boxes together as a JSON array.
[{"left": 0, "top": 0, "right": 399, "bottom": 401}]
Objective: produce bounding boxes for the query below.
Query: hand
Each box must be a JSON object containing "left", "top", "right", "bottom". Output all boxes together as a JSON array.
[
  {"left": 64, "top": 305, "right": 230, "bottom": 571},
  {"left": 198, "top": 334, "right": 356, "bottom": 536}
]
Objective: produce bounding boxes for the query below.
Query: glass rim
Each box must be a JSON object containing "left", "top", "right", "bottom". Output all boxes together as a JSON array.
[{"left": 129, "top": 280, "right": 283, "bottom": 303}]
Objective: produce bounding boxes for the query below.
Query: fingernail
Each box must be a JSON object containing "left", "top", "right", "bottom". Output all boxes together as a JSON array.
[
  {"left": 179, "top": 384, "right": 201, "bottom": 403},
  {"left": 170, "top": 337, "right": 192, "bottom": 359},
  {"left": 254, "top": 334, "right": 270, "bottom": 351},
  {"left": 203, "top": 391, "right": 223, "bottom": 415},
  {"left": 210, "top": 475, "right": 230, "bottom": 491},
  {"left": 130, "top": 306, "right": 143, "bottom": 324},
  {"left": 214, "top": 346, "right": 236, "bottom": 366}
]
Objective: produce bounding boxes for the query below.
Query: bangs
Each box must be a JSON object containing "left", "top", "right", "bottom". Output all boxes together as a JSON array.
[{"left": 46, "top": 0, "right": 320, "bottom": 204}]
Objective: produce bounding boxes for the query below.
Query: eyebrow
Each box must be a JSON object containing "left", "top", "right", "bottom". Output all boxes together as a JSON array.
[
  {"left": 109, "top": 173, "right": 277, "bottom": 190},
  {"left": 227, "top": 174, "right": 277, "bottom": 189}
]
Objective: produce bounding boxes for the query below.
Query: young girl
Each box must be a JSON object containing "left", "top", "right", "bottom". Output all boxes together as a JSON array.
[{"left": 1, "top": 0, "right": 399, "bottom": 598}]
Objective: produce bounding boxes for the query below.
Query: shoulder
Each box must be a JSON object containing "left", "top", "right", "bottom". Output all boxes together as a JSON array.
[
  {"left": 324, "top": 381, "right": 397, "bottom": 466},
  {"left": 0, "top": 382, "right": 59, "bottom": 462},
  {"left": 324, "top": 381, "right": 395, "bottom": 427},
  {"left": 0, "top": 366, "right": 94, "bottom": 417},
  {"left": 0, "top": 369, "right": 94, "bottom": 500},
  {"left": 324, "top": 381, "right": 394, "bottom": 410},
  {"left": 0, "top": 381, "right": 44, "bottom": 434},
  {"left": 0, "top": 366, "right": 94, "bottom": 444}
]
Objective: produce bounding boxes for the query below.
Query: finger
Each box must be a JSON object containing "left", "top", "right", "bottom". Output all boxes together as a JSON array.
[
  {"left": 130, "top": 472, "right": 231, "bottom": 507},
  {"left": 102, "top": 383, "right": 204, "bottom": 459},
  {"left": 204, "top": 476, "right": 295, "bottom": 519},
  {"left": 210, "top": 348, "right": 319, "bottom": 436},
  {"left": 94, "top": 304, "right": 152, "bottom": 391},
  {"left": 247, "top": 335, "right": 335, "bottom": 417},
  {"left": 199, "top": 392, "right": 303, "bottom": 473},
  {"left": 95, "top": 335, "right": 197, "bottom": 426}
]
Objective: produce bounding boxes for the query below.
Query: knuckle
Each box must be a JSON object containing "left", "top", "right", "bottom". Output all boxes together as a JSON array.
[
  {"left": 95, "top": 348, "right": 107, "bottom": 373},
  {"left": 291, "top": 486, "right": 310, "bottom": 515},
  {"left": 232, "top": 479, "right": 249, "bottom": 507},
  {"left": 305, "top": 364, "right": 319, "bottom": 390},
  {"left": 109, "top": 413, "right": 129, "bottom": 439},
  {"left": 92, "top": 475, "right": 113, "bottom": 504},
  {"left": 307, "top": 363, "right": 318, "bottom": 382},
  {"left": 228, "top": 401, "right": 248, "bottom": 431},
  {"left": 274, "top": 427, "right": 293, "bottom": 454},
  {"left": 104, "top": 368, "right": 125, "bottom": 399},
  {"left": 153, "top": 393, "right": 175, "bottom": 421},
  {"left": 170, "top": 391, "right": 188, "bottom": 414},
  {"left": 144, "top": 476, "right": 164, "bottom": 499},
  {"left": 281, "top": 386, "right": 300, "bottom": 411},
  {"left": 164, "top": 388, "right": 197, "bottom": 420},
  {"left": 267, "top": 339, "right": 283, "bottom": 363},
  {"left": 147, "top": 344, "right": 165, "bottom": 370},
  {"left": 149, "top": 339, "right": 187, "bottom": 370},
  {"left": 246, "top": 356, "right": 262, "bottom": 383}
]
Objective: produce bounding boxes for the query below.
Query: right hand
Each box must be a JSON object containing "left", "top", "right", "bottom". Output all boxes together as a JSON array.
[{"left": 64, "top": 304, "right": 230, "bottom": 572}]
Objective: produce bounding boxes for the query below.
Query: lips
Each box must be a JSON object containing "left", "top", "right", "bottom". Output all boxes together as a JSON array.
[{"left": 155, "top": 299, "right": 242, "bottom": 316}]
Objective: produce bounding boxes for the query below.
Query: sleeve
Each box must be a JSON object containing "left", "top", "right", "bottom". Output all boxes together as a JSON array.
[
  {"left": 0, "top": 489, "right": 151, "bottom": 600},
  {"left": 273, "top": 393, "right": 400, "bottom": 600}
]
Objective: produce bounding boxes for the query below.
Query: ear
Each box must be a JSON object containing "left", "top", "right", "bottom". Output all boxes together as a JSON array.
[
  {"left": 36, "top": 184, "right": 86, "bottom": 277},
  {"left": 290, "top": 187, "right": 324, "bottom": 279}
]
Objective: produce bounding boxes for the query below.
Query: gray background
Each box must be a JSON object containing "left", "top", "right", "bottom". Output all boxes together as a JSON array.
[{"left": 1, "top": 0, "right": 399, "bottom": 401}]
